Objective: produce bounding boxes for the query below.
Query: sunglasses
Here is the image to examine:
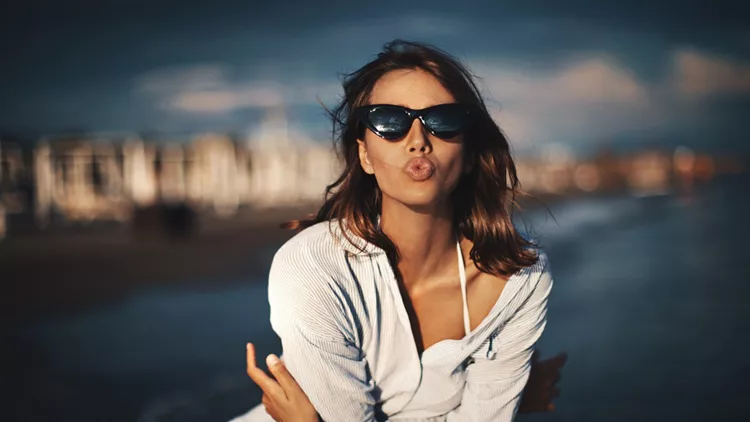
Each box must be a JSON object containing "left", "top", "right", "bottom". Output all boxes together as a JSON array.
[{"left": 354, "top": 103, "right": 473, "bottom": 141}]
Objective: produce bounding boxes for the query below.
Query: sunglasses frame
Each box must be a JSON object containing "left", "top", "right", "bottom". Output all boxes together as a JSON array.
[{"left": 354, "top": 103, "right": 473, "bottom": 141}]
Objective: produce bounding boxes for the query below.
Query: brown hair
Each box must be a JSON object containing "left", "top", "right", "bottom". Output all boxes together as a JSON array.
[{"left": 284, "top": 39, "right": 538, "bottom": 277}]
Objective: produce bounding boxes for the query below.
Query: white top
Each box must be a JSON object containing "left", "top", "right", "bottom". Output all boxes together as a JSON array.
[
  {"left": 392, "top": 239, "right": 471, "bottom": 420},
  {"left": 231, "top": 220, "right": 553, "bottom": 422}
]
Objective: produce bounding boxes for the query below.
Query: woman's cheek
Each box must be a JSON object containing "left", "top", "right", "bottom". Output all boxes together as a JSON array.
[{"left": 372, "top": 163, "right": 401, "bottom": 193}]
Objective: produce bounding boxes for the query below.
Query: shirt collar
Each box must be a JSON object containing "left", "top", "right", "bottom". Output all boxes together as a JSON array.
[{"left": 327, "top": 219, "right": 385, "bottom": 256}]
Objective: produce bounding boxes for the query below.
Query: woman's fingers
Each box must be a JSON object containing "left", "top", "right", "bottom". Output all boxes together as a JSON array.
[
  {"left": 536, "top": 352, "right": 567, "bottom": 385},
  {"left": 262, "top": 393, "right": 280, "bottom": 421},
  {"left": 246, "top": 343, "right": 287, "bottom": 400},
  {"left": 266, "top": 354, "right": 304, "bottom": 397},
  {"left": 546, "top": 352, "right": 568, "bottom": 372},
  {"left": 531, "top": 348, "right": 541, "bottom": 363},
  {"left": 520, "top": 350, "right": 566, "bottom": 414}
]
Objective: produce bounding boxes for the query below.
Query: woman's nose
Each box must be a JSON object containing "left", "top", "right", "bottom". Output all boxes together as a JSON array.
[{"left": 405, "top": 119, "right": 431, "bottom": 154}]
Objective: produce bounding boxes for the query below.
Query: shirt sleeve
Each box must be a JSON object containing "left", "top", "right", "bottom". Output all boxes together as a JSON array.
[
  {"left": 267, "top": 243, "right": 382, "bottom": 422},
  {"left": 447, "top": 253, "right": 553, "bottom": 422}
]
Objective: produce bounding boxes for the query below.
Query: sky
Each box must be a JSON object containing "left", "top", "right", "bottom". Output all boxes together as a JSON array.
[{"left": 1, "top": 0, "right": 748, "bottom": 156}]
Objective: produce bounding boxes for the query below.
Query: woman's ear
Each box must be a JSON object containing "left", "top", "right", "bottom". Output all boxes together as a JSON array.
[{"left": 358, "top": 139, "right": 375, "bottom": 175}]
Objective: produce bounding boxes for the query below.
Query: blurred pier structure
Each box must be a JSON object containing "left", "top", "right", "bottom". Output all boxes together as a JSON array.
[
  {"left": 513, "top": 143, "right": 739, "bottom": 198},
  {"left": 0, "top": 111, "right": 346, "bottom": 238},
  {"left": 0, "top": 124, "right": 746, "bottom": 240}
]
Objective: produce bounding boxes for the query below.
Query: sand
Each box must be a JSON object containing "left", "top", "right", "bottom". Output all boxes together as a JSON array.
[{"left": 1, "top": 206, "right": 313, "bottom": 325}]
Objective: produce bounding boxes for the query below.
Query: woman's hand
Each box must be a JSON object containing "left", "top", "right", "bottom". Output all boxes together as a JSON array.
[
  {"left": 518, "top": 349, "right": 567, "bottom": 413},
  {"left": 245, "top": 343, "right": 320, "bottom": 422},
  {"left": 246, "top": 341, "right": 565, "bottom": 418}
]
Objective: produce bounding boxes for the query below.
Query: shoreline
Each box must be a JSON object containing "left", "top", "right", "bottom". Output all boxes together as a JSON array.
[
  {"left": 2, "top": 196, "right": 569, "bottom": 325},
  {"left": 2, "top": 207, "right": 312, "bottom": 325}
]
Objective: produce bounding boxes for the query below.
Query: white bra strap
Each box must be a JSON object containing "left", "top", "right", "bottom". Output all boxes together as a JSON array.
[{"left": 456, "top": 240, "right": 471, "bottom": 336}]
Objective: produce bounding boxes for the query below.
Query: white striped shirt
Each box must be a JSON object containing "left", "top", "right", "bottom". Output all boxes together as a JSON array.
[{"left": 233, "top": 220, "right": 552, "bottom": 422}]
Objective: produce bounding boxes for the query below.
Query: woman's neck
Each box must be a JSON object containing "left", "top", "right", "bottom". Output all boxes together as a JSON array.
[{"left": 380, "top": 199, "right": 459, "bottom": 291}]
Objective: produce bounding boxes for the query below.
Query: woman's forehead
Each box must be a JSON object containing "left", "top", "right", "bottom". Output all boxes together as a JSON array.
[{"left": 369, "top": 68, "right": 455, "bottom": 108}]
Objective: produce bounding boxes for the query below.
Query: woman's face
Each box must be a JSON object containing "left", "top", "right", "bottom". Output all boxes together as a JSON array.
[{"left": 358, "top": 68, "right": 469, "bottom": 211}]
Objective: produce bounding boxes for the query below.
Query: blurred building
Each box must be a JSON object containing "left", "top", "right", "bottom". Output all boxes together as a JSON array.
[
  {"left": 0, "top": 139, "right": 29, "bottom": 214},
  {"left": 591, "top": 147, "right": 627, "bottom": 192},
  {"left": 34, "top": 136, "right": 134, "bottom": 226},
  {"left": 516, "top": 143, "right": 576, "bottom": 195},
  {"left": 0, "top": 140, "right": 6, "bottom": 240},
  {"left": 0, "top": 201, "right": 5, "bottom": 241},
  {"left": 625, "top": 149, "right": 672, "bottom": 196},
  {"left": 245, "top": 107, "right": 340, "bottom": 208},
  {"left": 572, "top": 163, "right": 601, "bottom": 193},
  {"left": 26, "top": 109, "right": 342, "bottom": 231},
  {"left": 0, "top": 120, "right": 737, "bottom": 237}
]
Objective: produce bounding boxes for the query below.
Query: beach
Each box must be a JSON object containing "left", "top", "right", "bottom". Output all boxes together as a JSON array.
[
  {"left": 0, "top": 206, "right": 313, "bottom": 324},
  {"left": 5, "top": 176, "right": 750, "bottom": 421}
]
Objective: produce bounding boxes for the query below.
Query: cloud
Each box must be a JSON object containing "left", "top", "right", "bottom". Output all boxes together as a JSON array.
[
  {"left": 473, "top": 57, "right": 648, "bottom": 107},
  {"left": 469, "top": 56, "right": 654, "bottom": 146},
  {"left": 134, "top": 49, "right": 746, "bottom": 150},
  {"left": 168, "top": 84, "right": 286, "bottom": 112},
  {"left": 134, "top": 64, "right": 342, "bottom": 113},
  {"left": 134, "top": 55, "right": 663, "bottom": 148},
  {"left": 673, "top": 49, "right": 750, "bottom": 98},
  {"left": 134, "top": 64, "right": 229, "bottom": 95}
]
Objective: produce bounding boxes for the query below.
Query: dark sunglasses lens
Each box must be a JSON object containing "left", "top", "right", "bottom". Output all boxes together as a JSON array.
[
  {"left": 368, "top": 107, "right": 410, "bottom": 139},
  {"left": 423, "top": 105, "right": 469, "bottom": 138}
]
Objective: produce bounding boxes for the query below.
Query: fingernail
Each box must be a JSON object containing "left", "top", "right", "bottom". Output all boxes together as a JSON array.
[
  {"left": 246, "top": 343, "right": 251, "bottom": 350},
  {"left": 266, "top": 354, "right": 280, "bottom": 367}
]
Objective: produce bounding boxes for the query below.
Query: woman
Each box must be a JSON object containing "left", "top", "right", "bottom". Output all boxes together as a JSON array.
[{"left": 235, "top": 40, "right": 562, "bottom": 421}]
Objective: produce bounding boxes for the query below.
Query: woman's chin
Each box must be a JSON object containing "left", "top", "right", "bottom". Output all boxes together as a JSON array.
[{"left": 392, "top": 192, "right": 448, "bottom": 212}]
